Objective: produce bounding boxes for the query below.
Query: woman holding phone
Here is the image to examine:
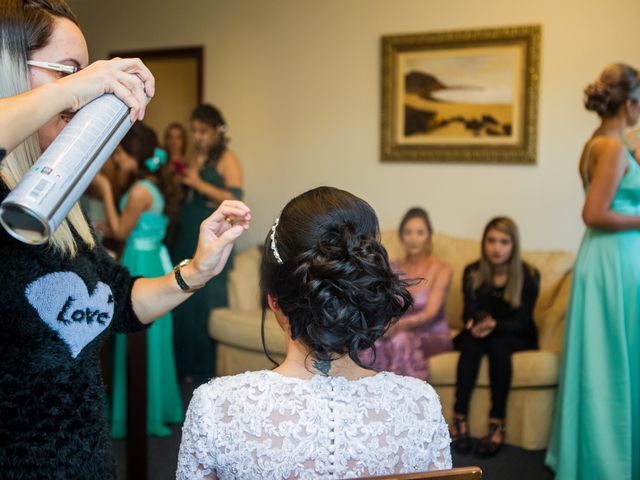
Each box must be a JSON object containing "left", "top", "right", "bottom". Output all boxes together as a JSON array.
[{"left": 450, "top": 217, "right": 540, "bottom": 458}]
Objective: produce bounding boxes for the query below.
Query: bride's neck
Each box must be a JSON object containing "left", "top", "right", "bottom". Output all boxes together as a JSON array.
[{"left": 273, "top": 337, "right": 376, "bottom": 381}]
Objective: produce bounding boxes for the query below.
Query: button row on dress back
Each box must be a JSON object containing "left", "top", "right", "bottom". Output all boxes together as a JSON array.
[{"left": 328, "top": 382, "right": 336, "bottom": 476}]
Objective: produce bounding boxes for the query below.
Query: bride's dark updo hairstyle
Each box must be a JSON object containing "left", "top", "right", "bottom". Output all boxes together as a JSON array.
[
  {"left": 260, "top": 186, "right": 413, "bottom": 368},
  {"left": 584, "top": 63, "right": 640, "bottom": 117}
]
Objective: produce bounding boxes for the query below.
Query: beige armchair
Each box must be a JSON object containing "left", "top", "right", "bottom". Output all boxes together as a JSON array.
[{"left": 209, "top": 231, "right": 574, "bottom": 450}]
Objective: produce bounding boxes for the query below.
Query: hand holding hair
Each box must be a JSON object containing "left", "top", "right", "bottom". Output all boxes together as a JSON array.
[{"left": 188, "top": 200, "right": 252, "bottom": 283}]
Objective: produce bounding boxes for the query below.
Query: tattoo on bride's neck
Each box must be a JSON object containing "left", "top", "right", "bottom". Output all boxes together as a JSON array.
[{"left": 313, "top": 358, "right": 332, "bottom": 375}]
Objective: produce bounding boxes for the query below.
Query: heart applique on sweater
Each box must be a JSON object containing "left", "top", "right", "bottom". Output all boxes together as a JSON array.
[{"left": 25, "top": 271, "right": 114, "bottom": 358}]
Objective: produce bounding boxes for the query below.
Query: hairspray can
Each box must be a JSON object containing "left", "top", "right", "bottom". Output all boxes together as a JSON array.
[{"left": 0, "top": 94, "right": 137, "bottom": 244}]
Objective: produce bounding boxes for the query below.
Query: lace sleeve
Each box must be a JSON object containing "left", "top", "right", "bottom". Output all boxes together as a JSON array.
[
  {"left": 422, "top": 385, "right": 453, "bottom": 471},
  {"left": 176, "top": 387, "right": 218, "bottom": 480},
  {"left": 428, "top": 409, "right": 453, "bottom": 470}
]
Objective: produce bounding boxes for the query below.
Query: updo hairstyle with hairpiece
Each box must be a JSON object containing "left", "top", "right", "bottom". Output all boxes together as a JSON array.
[{"left": 260, "top": 186, "right": 413, "bottom": 368}]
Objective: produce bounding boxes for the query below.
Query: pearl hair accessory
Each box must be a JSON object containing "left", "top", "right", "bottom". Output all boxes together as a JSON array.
[{"left": 270, "top": 218, "right": 283, "bottom": 264}]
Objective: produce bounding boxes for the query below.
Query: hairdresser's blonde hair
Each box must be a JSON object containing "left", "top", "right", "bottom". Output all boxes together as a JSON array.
[
  {"left": 0, "top": 0, "right": 94, "bottom": 256},
  {"left": 472, "top": 216, "right": 524, "bottom": 308}
]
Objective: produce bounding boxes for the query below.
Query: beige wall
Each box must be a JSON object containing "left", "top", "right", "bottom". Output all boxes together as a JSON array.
[{"left": 70, "top": 0, "right": 640, "bottom": 252}]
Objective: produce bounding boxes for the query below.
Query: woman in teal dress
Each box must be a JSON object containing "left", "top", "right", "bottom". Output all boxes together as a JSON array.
[
  {"left": 172, "top": 104, "right": 244, "bottom": 381},
  {"left": 94, "top": 123, "right": 183, "bottom": 437},
  {"left": 546, "top": 63, "right": 640, "bottom": 480}
]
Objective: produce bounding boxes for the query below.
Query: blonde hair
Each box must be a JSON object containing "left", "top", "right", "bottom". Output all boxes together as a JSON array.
[
  {"left": 0, "top": 0, "right": 94, "bottom": 256},
  {"left": 472, "top": 217, "right": 524, "bottom": 308}
]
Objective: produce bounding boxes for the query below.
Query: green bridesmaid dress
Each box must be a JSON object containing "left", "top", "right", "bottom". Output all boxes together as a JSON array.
[
  {"left": 110, "top": 179, "right": 183, "bottom": 438},
  {"left": 171, "top": 164, "right": 242, "bottom": 379},
  {"left": 546, "top": 150, "right": 640, "bottom": 479}
]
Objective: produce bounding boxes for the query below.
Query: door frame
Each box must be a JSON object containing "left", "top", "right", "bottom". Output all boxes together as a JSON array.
[{"left": 109, "top": 46, "right": 204, "bottom": 103}]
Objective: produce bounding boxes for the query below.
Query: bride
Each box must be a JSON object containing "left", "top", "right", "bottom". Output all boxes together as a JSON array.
[{"left": 177, "top": 186, "right": 452, "bottom": 479}]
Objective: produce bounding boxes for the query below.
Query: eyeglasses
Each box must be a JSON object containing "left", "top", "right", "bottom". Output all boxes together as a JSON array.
[{"left": 26, "top": 60, "right": 78, "bottom": 76}]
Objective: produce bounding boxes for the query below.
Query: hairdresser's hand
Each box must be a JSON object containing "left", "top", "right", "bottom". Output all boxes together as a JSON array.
[
  {"left": 183, "top": 201, "right": 251, "bottom": 286},
  {"left": 56, "top": 57, "right": 155, "bottom": 121}
]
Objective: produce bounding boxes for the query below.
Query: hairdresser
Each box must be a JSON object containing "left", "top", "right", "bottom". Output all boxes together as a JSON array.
[{"left": 0, "top": 1, "right": 251, "bottom": 477}]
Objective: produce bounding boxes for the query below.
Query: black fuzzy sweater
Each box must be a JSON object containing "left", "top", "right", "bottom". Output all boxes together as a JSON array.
[{"left": 0, "top": 184, "right": 145, "bottom": 479}]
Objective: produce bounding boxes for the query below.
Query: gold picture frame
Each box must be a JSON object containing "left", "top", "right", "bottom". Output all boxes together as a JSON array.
[{"left": 381, "top": 25, "right": 541, "bottom": 163}]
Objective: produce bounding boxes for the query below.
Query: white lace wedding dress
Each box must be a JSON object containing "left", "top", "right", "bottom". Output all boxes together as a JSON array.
[{"left": 177, "top": 370, "right": 452, "bottom": 479}]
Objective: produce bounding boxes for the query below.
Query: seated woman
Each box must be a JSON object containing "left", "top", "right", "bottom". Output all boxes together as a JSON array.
[
  {"left": 451, "top": 217, "right": 540, "bottom": 458},
  {"left": 177, "top": 187, "right": 452, "bottom": 479},
  {"left": 369, "top": 207, "right": 453, "bottom": 379},
  {"left": 93, "top": 123, "right": 183, "bottom": 437}
]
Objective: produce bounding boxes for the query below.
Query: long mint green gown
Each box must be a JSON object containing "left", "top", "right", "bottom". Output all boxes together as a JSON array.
[
  {"left": 110, "top": 179, "right": 183, "bottom": 438},
  {"left": 546, "top": 151, "right": 640, "bottom": 479}
]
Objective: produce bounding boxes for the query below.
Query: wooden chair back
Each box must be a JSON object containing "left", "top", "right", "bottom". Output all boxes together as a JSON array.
[{"left": 356, "top": 466, "right": 482, "bottom": 480}]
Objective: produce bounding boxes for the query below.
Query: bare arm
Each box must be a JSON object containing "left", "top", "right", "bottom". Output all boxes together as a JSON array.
[
  {"left": 131, "top": 201, "right": 250, "bottom": 324},
  {"left": 182, "top": 151, "right": 243, "bottom": 203},
  {"left": 0, "top": 83, "right": 72, "bottom": 154},
  {"left": 98, "top": 177, "right": 150, "bottom": 241},
  {"left": 398, "top": 263, "right": 453, "bottom": 330},
  {"left": 582, "top": 138, "right": 640, "bottom": 231},
  {"left": 0, "top": 58, "right": 154, "bottom": 157},
  {"left": 130, "top": 262, "right": 208, "bottom": 325}
]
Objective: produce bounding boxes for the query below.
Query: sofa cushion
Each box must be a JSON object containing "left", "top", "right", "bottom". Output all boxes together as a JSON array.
[
  {"left": 536, "top": 272, "right": 572, "bottom": 352},
  {"left": 209, "top": 307, "right": 286, "bottom": 355},
  {"left": 428, "top": 350, "right": 560, "bottom": 388}
]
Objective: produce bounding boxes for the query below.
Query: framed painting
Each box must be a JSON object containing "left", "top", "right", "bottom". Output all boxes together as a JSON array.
[{"left": 381, "top": 25, "right": 541, "bottom": 163}]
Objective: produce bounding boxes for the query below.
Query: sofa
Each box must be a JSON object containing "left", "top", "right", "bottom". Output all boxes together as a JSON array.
[{"left": 209, "top": 231, "right": 574, "bottom": 450}]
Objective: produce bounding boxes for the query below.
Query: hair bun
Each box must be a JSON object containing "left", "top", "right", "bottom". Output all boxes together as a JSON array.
[
  {"left": 584, "top": 81, "right": 613, "bottom": 116},
  {"left": 316, "top": 222, "right": 367, "bottom": 261},
  {"left": 260, "top": 187, "right": 413, "bottom": 369},
  {"left": 584, "top": 63, "right": 640, "bottom": 117}
]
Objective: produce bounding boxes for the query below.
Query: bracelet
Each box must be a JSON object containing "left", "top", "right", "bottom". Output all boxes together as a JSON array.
[{"left": 174, "top": 259, "right": 206, "bottom": 293}]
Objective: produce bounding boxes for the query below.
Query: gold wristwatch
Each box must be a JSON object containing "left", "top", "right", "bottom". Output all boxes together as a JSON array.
[{"left": 174, "top": 259, "right": 206, "bottom": 293}]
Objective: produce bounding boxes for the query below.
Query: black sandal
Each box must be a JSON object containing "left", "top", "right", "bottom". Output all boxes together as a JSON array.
[
  {"left": 451, "top": 415, "right": 473, "bottom": 454},
  {"left": 475, "top": 420, "right": 506, "bottom": 458}
]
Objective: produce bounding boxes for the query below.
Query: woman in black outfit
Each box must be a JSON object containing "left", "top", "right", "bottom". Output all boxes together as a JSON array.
[
  {"left": 451, "top": 217, "right": 540, "bottom": 458},
  {"left": 0, "top": 1, "right": 251, "bottom": 477}
]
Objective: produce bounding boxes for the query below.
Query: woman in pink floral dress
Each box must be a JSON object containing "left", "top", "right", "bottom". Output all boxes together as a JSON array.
[{"left": 371, "top": 208, "right": 453, "bottom": 379}]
